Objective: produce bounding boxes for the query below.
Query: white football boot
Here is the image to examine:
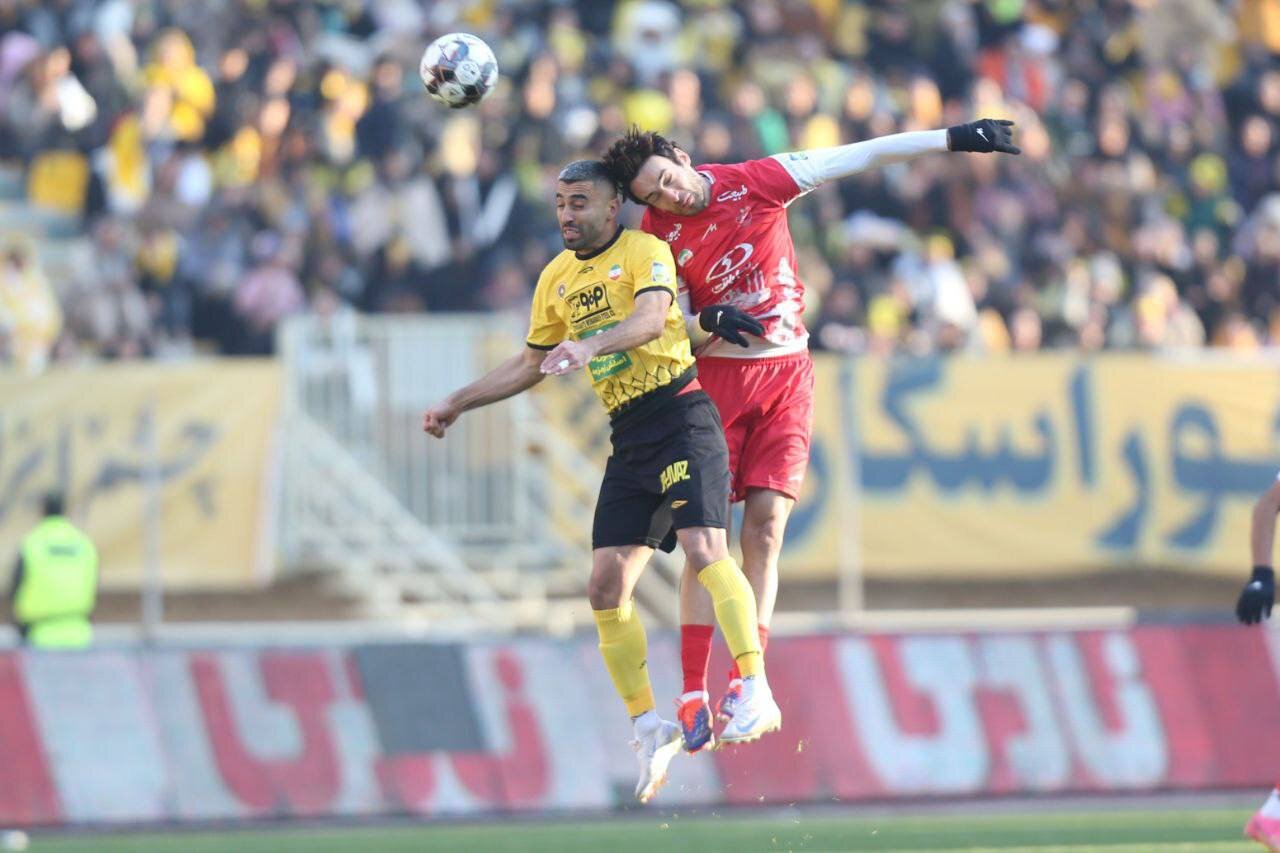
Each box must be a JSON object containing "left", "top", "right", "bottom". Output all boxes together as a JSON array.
[
  {"left": 632, "top": 716, "right": 683, "bottom": 803},
  {"left": 718, "top": 675, "right": 782, "bottom": 745}
]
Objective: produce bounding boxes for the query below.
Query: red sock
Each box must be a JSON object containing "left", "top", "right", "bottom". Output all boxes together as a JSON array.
[
  {"left": 729, "top": 625, "right": 770, "bottom": 681},
  {"left": 681, "top": 624, "right": 714, "bottom": 695}
]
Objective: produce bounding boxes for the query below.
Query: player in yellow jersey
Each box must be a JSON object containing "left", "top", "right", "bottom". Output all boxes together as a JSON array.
[{"left": 422, "top": 160, "right": 780, "bottom": 803}]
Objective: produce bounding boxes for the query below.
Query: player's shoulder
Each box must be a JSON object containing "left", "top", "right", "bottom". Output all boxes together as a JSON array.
[
  {"left": 536, "top": 249, "right": 577, "bottom": 289},
  {"left": 620, "top": 228, "right": 670, "bottom": 253},
  {"left": 701, "top": 158, "right": 774, "bottom": 181},
  {"left": 703, "top": 158, "right": 792, "bottom": 201},
  {"left": 616, "top": 229, "right": 673, "bottom": 265}
]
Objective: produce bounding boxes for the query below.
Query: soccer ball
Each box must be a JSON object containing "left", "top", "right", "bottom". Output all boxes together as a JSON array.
[{"left": 419, "top": 33, "right": 499, "bottom": 108}]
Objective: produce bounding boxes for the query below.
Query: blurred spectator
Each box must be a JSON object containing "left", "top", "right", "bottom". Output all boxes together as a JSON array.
[
  {"left": 0, "top": 0, "right": 1278, "bottom": 369},
  {"left": 0, "top": 243, "right": 61, "bottom": 373},
  {"left": 64, "top": 218, "right": 151, "bottom": 358},
  {"left": 232, "top": 231, "right": 305, "bottom": 354}
]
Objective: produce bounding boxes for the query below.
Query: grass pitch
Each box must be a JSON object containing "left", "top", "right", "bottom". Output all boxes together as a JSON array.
[{"left": 19, "top": 804, "right": 1261, "bottom": 852}]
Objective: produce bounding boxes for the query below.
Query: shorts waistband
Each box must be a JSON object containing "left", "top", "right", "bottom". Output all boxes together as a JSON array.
[
  {"left": 696, "top": 350, "right": 812, "bottom": 366},
  {"left": 607, "top": 365, "right": 698, "bottom": 432}
]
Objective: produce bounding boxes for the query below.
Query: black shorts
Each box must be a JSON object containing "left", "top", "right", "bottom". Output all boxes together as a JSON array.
[{"left": 592, "top": 389, "right": 731, "bottom": 552}]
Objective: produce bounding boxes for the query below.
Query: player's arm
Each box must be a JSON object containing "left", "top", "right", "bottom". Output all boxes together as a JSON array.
[
  {"left": 423, "top": 347, "right": 545, "bottom": 438},
  {"left": 774, "top": 120, "right": 1019, "bottom": 194},
  {"left": 540, "top": 290, "right": 671, "bottom": 376},
  {"left": 674, "top": 289, "right": 717, "bottom": 348},
  {"left": 1237, "top": 478, "right": 1280, "bottom": 624}
]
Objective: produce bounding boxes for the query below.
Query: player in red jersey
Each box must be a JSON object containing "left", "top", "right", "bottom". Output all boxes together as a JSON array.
[
  {"left": 1238, "top": 472, "right": 1279, "bottom": 850},
  {"left": 603, "top": 119, "right": 1020, "bottom": 752}
]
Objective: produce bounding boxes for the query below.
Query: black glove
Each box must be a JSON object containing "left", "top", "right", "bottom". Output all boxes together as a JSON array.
[
  {"left": 1236, "top": 566, "right": 1275, "bottom": 625},
  {"left": 947, "top": 118, "right": 1021, "bottom": 155},
  {"left": 699, "top": 304, "right": 764, "bottom": 347}
]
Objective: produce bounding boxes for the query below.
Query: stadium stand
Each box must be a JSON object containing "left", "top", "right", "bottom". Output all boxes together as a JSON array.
[{"left": 2, "top": 0, "right": 1279, "bottom": 373}]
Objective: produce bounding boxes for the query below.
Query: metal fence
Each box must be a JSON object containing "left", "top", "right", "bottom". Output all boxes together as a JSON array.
[
  {"left": 274, "top": 313, "right": 694, "bottom": 629},
  {"left": 280, "top": 312, "right": 529, "bottom": 542}
]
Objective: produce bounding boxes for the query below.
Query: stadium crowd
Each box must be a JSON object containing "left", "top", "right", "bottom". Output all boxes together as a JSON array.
[{"left": 2, "top": 0, "right": 1280, "bottom": 372}]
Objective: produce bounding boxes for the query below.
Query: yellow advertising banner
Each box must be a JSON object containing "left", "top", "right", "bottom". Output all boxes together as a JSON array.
[
  {"left": 0, "top": 361, "right": 281, "bottom": 589},
  {"left": 782, "top": 354, "right": 1280, "bottom": 579}
]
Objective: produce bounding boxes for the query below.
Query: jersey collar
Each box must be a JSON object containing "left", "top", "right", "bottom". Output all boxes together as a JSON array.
[{"left": 574, "top": 225, "right": 624, "bottom": 260}]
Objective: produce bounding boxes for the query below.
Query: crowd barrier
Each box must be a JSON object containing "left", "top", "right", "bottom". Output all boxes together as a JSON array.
[{"left": 2, "top": 623, "right": 1278, "bottom": 825}]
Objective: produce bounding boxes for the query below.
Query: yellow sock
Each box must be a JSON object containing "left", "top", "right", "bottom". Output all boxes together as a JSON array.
[
  {"left": 593, "top": 600, "right": 655, "bottom": 717},
  {"left": 697, "top": 558, "right": 763, "bottom": 678}
]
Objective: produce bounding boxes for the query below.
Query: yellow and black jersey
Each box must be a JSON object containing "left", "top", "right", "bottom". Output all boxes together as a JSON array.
[{"left": 527, "top": 227, "right": 695, "bottom": 420}]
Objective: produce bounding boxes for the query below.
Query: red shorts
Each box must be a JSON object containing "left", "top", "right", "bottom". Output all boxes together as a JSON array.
[{"left": 696, "top": 352, "right": 815, "bottom": 503}]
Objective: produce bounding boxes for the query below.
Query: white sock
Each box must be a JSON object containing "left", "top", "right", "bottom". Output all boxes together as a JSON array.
[
  {"left": 1261, "top": 788, "right": 1280, "bottom": 819},
  {"left": 679, "top": 690, "right": 708, "bottom": 703},
  {"left": 632, "top": 709, "right": 661, "bottom": 735}
]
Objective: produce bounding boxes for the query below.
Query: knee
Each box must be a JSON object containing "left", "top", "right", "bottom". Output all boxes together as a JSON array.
[
  {"left": 587, "top": 562, "right": 624, "bottom": 610},
  {"left": 677, "top": 526, "right": 727, "bottom": 570},
  {"left": 742, "top": 509, "right": 787, "bottom": 556}
]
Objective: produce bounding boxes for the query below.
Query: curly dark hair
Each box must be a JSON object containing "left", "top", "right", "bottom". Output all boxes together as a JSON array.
[{"left": 600, "top": 127, "right": 683, "bottom": 204}]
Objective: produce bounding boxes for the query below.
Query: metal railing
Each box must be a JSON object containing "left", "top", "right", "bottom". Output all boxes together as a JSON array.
[{"left": 275, "top": 313, "right": 681, "bottom": 631}]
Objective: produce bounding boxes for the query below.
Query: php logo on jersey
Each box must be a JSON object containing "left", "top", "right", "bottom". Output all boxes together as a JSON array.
[{"left": 608, "top": 264, "right": 622, "bottom": 280}]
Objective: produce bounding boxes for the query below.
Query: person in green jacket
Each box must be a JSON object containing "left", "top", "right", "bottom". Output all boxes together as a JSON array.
[{"left": 8, "top": 493, "right": 97, "bottom": 648}]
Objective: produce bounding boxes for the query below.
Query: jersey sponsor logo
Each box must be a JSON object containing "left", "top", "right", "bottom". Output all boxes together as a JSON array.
[
  {"left": 665, "top": 223, "right": 682, "bottom": 242},
  {"left": 659, "top": 460, "right": 690, "bottom": 493},
  {"left": 677, "top": 249, "right": 693, "bottom": 266},
  {"left": 608, "top": 264, "right": 623, "bottom": 280},
  {"left": 716, "top": 184, "right": 749, "bottom": 202},
  {"left": 651, "top": 261, "right": 671, "bottom": 284},
  {"left": 567, "top": 282, "right": 616, "bottom": 325},
  {"left": 706, "top": 242, "right": 755, "bottom": 294},
  {"left": 579, "top": 322, "right": 633, "bottom": 380},
  {"left": 578, "top": 266, "right": 594, "bottom": 274}
]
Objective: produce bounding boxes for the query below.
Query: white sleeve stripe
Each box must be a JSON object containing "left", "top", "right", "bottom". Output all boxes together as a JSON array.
[{"left": 771, "top": 129, "right": 949, "bottom": 192}]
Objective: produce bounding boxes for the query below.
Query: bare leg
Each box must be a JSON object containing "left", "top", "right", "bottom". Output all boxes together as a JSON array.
[{"left": 737, "top": 487, "right": 794, "bottom": 627}]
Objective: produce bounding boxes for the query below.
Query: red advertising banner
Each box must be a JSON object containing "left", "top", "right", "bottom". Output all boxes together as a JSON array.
[{"left": 1, "top": 625, "right": 1277, "bottom": 825}]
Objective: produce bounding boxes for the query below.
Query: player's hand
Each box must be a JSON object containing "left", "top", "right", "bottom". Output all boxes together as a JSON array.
[
  {"left": 947, "top": 119, "right": 1021, "bottom": 155},
  {"left": 699, "top": 304, "right": 765, "bottom": 347},
  {"left": 1236, "top": 566, "right": 1275, "bottom": 625},
  {"left": 422, "top": 401, "right": 460, "bottom": 439},
  {"left": 541, "top": 339, "right": 592, "bottom": 375}
]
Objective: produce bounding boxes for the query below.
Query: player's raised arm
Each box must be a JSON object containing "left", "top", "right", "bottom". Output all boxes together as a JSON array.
[
  {"left": 1238, "top": 477, "right": 1280, "bottom": 623},
  {"left": 422, "top": 346, "right": 546, "bottom": 438},
  {"left": 775, "top": 119, "right": 1020, "bottom": 194}
]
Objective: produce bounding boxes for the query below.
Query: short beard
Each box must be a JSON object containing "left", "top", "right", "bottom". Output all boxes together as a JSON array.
[{"left": 563, "top": 223, "right": 602, "bottom": 251}]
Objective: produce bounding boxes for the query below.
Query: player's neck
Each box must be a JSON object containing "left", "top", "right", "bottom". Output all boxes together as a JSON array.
[
  {"left": 693, "top": 173, "right": 712, "bottom": 214},
  {"left": 574, "top": 224, "right": 624, "bottom": 260}
]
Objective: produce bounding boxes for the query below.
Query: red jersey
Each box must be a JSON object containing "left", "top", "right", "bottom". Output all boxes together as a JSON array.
[{"left": 641, "top": 156, "right": 810, "bottom": 359}]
